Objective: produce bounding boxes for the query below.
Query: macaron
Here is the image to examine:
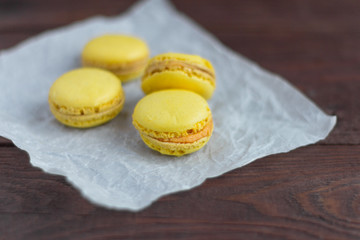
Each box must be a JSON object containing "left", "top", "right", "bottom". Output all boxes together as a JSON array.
[
  {"left": 49, "top": 68, "right": 125, "bottom": 128},
  {"left": 132, "top": 89, "right": 213, "bottom": 156},
  {"left": 141, "top": 53, "right": 216, "bottom": 99},
  {"left": 82, "top": 34, "right": 149, "bottom": 82}
]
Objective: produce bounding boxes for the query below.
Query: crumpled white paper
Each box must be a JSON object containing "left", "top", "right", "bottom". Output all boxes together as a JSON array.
[{"left": 0, "top": 0, "right": 336, "bottom": 211}]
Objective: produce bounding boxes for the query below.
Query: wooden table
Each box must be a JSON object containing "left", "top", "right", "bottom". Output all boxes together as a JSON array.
[{"left": 1, "top": 0, "right": 359, "bottom": 239}]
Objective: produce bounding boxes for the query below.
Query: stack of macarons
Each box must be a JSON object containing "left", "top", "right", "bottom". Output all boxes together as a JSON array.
[{"left": 48, "top": 34, "right": 216, "bottom": 156}]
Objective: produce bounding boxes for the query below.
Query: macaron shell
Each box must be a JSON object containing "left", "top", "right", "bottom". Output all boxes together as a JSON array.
[
  {"left": 142, "top": 71, "right": 214, "bottom": 99},
  {"left": 133, "top": 90, "right": 211, "bottom": 133},
  {"left": 49, "top": 68, "right": 122, "bottom": 109},
  {"left": 140, "top": 133, "right": 212, "bottom": 156},
  {"left": 82, "top": 35, "right": 149, "bottom": 64}
]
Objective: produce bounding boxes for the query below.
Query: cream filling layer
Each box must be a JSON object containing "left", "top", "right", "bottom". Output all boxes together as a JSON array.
[
  {"left": 82, "top": 56, "right": 149, "bottom": 75},
  {"left": 49, "top": 97, "right": 124, "bottom": 119},
  {"left": 144, "top": 119, "right": 213, "bottom": 144}
]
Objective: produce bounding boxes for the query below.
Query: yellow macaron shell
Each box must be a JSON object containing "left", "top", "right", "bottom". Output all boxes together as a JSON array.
[
  {"left": 82, "top": 34, "right": 149, "bottom": 82},
  {"left": 142, "top": 53, "right": 215, "bottom": 99},
  {"left": 133, "top": 89, "right": 210, "bottom": 133},
  {"left": 132, "top": 89, "right": 213, "bottom": 156},
  {"left": 49, "top": 68, "right": 125, "bottom": 128}
]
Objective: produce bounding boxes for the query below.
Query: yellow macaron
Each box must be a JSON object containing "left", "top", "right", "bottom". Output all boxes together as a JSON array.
[
  {"left": 141, "top": 53, "right": 216, "bottom": 99},
  {"left": 132, "top": 89, "right": 213, "bottom": 156},
  {"left": 82, "top": 34, "right": 149, "bottom": 82},
  {"left": 49, "top": 68, "right": 125, "bottom": 128}
]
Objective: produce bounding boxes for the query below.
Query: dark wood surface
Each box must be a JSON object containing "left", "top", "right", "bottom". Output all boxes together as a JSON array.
[{"left": 0, "top": 0, "right": 359, "bottom": 239}]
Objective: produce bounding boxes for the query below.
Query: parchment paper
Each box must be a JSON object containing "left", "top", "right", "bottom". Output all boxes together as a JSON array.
[{"left": 0, "top": 0, "right": 336, "bottom": 211}]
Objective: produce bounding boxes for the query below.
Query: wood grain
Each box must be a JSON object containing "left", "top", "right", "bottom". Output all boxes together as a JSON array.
[
  {"left": 0, "top": 0, "right": 359, "bottom": 239},
  {"left": 1, "top": 145, "right": 360, "bottom": 240}
]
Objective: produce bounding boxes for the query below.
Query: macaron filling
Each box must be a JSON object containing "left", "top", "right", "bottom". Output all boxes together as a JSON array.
[
  {"left": 133, "top": 114, "right": 212, "bottom": 140},
  {"left": 143, "top": 60, "right": 215, "bottom": 86},
  {"left": 135, "top": 118, "right": 213, "bottom": 145},
  {"left": 156, "top": 119, "right": 213, "bottom": 144},
  {"left": 83, "top": 57, "right": 149, "bottom": 75},
  {"left": 49, "top": 95, "right": 124, "bottom": 118}
]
